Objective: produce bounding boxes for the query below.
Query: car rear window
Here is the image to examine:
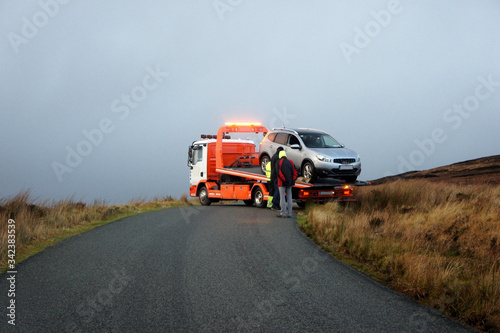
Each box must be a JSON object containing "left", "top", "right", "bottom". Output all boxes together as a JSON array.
[
  {"left": 267, "top": 133, "right": 277, "bottom": 142},
  {"left": 273, "top": 133, "right": 287, "bottom": 145}
]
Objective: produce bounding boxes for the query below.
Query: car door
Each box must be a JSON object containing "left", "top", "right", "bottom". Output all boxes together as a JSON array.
[{"left": 285, "top": 134, "right": 302, "bottom": 170}]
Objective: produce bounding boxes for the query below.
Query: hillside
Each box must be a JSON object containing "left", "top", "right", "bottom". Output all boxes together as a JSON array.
[{"left": 372, "top": 155, "right": 500, "bottom": 185}]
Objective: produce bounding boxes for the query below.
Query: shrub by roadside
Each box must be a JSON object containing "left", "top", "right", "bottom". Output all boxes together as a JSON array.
[{"left": 302, "top": 180, "right": 499, "bottom": 332}]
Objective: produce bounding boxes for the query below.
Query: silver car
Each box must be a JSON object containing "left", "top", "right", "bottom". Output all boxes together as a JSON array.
[{"left": 259, "top": 128, "right": 361, "bottom": 183}]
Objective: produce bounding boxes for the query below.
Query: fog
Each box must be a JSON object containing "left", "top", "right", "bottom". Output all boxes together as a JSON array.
[{"left": 1, "top": 0, "right": 499, "bottom": 204}]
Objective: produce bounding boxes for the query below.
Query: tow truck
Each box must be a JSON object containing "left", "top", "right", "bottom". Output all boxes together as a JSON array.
[{"left": 188, "top": 123, "right": 356, "bottom": 207}]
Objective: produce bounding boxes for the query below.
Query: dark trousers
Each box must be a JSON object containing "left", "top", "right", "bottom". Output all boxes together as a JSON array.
[
  {"left": 272, "top": 178, "right": 280, "bottom": 208},
  {"left": 267, "top": 180, "right": 274, "bottom": 196}
]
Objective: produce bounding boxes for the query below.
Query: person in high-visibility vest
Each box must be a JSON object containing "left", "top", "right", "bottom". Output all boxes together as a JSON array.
[{"left": 266, "top": 161, "right": 274, "bottom": 208}]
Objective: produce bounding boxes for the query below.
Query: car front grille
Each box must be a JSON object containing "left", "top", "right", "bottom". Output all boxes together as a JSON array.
[
  {"left": 334, "top": 158, "right": 356, "bottom": 164},
  {"left": 331, "top": 168, "right": 359, "bottom": 175}
]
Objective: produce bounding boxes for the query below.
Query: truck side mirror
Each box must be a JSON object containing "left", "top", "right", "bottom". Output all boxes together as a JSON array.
[
  {"left": 188, "top": 145, "right": 201, "bottom": 166},
  {"left": 188, "top": 146, "right": 194, "bottom": 166}
]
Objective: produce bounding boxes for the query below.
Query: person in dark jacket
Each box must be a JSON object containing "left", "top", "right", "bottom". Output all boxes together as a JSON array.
[
  {"left": 270, "top": 147, "right": 284, "bottom": 210},
  {"left": 277, "top": 150, "right": 297, "bottom": 218}
]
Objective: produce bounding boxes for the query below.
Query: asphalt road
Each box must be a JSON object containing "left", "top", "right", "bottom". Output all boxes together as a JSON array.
[{"left": 1, "top": 205, "right": 475, "bottom": 332}]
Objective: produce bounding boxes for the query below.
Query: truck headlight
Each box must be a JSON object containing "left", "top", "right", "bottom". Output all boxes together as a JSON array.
[{"left": 316, "top": 154, "right": 332, "bottom": 163}]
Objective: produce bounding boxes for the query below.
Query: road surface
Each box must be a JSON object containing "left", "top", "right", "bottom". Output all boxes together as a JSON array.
[{"left": 1, "top": 205, "right": 475, "bottom": 332}]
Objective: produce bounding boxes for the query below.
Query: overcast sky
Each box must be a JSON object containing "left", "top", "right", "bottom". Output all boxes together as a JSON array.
[{"left": 1, "top": 0, "right": 499, "bottom": 204}]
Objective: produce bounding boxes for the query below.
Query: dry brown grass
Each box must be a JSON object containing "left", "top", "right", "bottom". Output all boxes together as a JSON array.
[
  {"left": 0, "top": 190, "right": 194, "bottom": 270},
  {"left": 305, "top": 180, "right": 500, "bottom": 332}
]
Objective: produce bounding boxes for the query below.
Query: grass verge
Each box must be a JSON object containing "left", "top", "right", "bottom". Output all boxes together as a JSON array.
[
  {"left": 0, "top": 191, "right": 195, "bottom": 273},
  {"left": 299, "top": 180, "right": 500, "bottom": 332}
]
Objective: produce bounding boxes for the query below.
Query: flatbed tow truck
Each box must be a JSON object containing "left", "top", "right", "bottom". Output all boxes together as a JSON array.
[{"left": 188, "top": 123, "right": 357, "bottom": 207}]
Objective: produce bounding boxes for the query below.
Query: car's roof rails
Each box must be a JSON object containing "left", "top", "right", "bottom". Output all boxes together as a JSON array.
[
  {"left": 271, "top": 128, "right": 299, "bottom": 135},
  {"left": 272, "top": 128, "right": 328, "bottom": 134},
  {"left": 295, "top": 128, "right": 328, "bottom": 134}
]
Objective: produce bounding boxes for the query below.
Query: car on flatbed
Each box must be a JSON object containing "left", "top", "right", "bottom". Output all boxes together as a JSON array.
[
  {"left": 188, "top": 123, "right": 356, "bottom": 207},
  {"left": 259, "top": 128, "right": 361, "bottom": 183}
]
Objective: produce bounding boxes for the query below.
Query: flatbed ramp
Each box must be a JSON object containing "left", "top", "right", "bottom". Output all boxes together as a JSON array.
[
  {"left": 216, "top": 167, "right": 313, "bottom": 188},
  {"left": 215, "top": 167, "right": 355, "bottom": 189}
]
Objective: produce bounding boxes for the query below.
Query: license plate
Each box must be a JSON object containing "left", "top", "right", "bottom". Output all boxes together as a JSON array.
[{"left": 339, "top": 165, "right": 353, "bottom": 170}]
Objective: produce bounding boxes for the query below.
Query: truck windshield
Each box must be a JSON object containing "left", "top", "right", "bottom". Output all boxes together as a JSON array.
[{"left": 299, "top": 133, "right": 342, "bottom": 148}]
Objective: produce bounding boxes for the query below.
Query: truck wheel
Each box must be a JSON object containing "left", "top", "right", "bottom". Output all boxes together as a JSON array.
[
  {"left": 198, "top": 186, "right": 211, "bottom": 206},
  {"left": 302, "top": 161, "right": 316, "bottom": 183},
  {"left": 297, "top": 200, "right": 307, "bottom": 208},
  {"left": 243, "top": 200, "right": 254, "bottom": 206},
  {"left": 253, "top": 187, "right": 266, "bottom": 208},
  {"left": 260, "top": 155, "right": 270, "bottom": 175}
]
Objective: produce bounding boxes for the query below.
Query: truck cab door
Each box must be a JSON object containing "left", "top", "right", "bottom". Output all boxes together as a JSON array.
[{"left": 189, "top": 144, "right": 207, "bottom": 186}]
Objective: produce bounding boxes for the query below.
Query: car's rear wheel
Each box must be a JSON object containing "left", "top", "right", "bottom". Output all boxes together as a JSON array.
[
  {"left": 302, "top": 161, "right": 316, "bottom": 183},
  {"left": 260, "top": 154, "right": 270, "bottom": 175}
]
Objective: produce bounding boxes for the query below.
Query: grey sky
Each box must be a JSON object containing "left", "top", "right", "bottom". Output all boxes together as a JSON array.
[{"left": 1, "top": 0, "right": 499, "bottom": 204}]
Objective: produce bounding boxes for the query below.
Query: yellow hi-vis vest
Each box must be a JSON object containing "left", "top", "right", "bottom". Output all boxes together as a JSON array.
[{"left": 266, "top": 162, "right": 271, "bottom": 181}]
